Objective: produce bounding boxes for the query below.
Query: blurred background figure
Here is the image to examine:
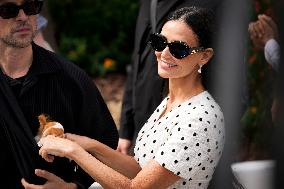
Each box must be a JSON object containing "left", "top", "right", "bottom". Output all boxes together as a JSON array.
[
  {"left": 248, "top": 14, "right": 280, "bottom": 123},
  {"left": 248, "top": 14, "right": 281, "bottom": 124},
  {"left": 34, "top": 14, "right": 54, "bottom": 52},
  {"left": 248, "top": 14, "right": 279, "bottom": 71}
]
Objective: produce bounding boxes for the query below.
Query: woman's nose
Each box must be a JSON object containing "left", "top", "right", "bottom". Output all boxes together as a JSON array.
[{"left": 160, "top": 46, "right": 172, "bottom": 58}]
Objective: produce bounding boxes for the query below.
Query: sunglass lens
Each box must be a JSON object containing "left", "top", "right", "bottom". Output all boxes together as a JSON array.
[
  {"left": 169, "top": 42, "right": 190, "bottom": 59},
  {"left": 149, "top": 34, "right": 167, "bottom": 52},
  {"left": 0, "top": 3, "right": 19, "bottom": 19},
  {"left": 23, "top": 1, "right": 42, "bottom": 16}
]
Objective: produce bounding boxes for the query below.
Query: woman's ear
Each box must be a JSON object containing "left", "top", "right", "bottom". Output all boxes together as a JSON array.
[{"left": 200, "top": 48, "right": 214, "bottom": 65}]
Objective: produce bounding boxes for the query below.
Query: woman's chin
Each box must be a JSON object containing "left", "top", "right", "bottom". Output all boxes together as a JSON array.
[{"left": 158, "top": 71, "right": 171, "bottom": 78}]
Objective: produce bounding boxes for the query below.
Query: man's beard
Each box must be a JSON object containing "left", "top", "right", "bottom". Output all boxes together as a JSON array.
[
  {"left": 1, "top": 22, "right": 37, "bottom": 48},
  {"left": 1, "top": 32, "right": 36, "bottom": 48}
]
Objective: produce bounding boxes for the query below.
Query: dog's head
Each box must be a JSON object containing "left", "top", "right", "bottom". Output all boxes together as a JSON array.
[{"left": 35, "top": 114, "right": 64, "bottom": 143}]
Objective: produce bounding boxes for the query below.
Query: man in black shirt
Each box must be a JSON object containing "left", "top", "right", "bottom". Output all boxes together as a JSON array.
[{"left": 0, "top": 0, "right": 118, "bottom": 188}]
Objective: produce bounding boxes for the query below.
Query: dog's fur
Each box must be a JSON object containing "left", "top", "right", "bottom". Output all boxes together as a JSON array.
[{"left": 35, "top": 114, "right": 64, "bottom": 143}]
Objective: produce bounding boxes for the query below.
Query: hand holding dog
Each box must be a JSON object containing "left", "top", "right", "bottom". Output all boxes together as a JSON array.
[{"left": 39, "top": 135, "right": 81, "bottom": 162}]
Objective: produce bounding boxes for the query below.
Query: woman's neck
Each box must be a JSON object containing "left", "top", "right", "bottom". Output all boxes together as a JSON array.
[
  {"left": 0, "top": 45, "right": 33, "bottom": 79},
  {"left": 167, "top": 74, "right": 204, "bottom": 106}
]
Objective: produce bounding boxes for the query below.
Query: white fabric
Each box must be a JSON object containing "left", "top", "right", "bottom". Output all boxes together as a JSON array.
[
  {"left": 50, "top": 122, "right": 64, "bottom": 129},
  {"left": 134, "top": 91, "right": 225, "bottom": 189},
  {"left": 88, "top": 182, "right": 103, "bottom": 189},
  {"left": 264, "top": 38, "right": 280, "bottom": 71}
]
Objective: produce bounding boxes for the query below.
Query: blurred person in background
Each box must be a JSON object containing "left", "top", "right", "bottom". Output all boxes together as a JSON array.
[
  {"left": 33, "top": 14, "right": 54, "bottom": 52},
  {"left": 248, "top": 14, "right": 280, "bottom": 71},
  {"left": 248, "top": 14, "right": 281, "bottom": 123}
]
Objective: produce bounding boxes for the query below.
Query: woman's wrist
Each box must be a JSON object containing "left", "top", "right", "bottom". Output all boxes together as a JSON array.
[
  {"left": 67, "top": 143, "right": 85, "bottom": 160},
  {"left": 80, "top": 138, "right": 96, "bottom": 154}
]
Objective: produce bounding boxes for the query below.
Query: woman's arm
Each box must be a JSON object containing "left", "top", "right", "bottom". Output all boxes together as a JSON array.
[
  {"left": 40, "top": 133, "right": 140, "bottom": 178},
  {"left": 39, "top": 135, "right": 180, "bottom": 189},
  {"left": 71, "top": 151, "right": 180, "bottom": 189},
  {"left": 65, "top": 133, "right": 141, "bottom": 178}
]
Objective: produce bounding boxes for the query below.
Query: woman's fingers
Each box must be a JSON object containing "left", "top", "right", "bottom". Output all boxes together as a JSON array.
[{"left": 39, "top": 148, "right": 54, "bottom": 162}]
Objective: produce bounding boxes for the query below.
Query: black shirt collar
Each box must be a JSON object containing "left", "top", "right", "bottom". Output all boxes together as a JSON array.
[
  {"left": 0, "top": 43, "right": 63, "bottom": 84},
  {"left": 30, "top": 42, "right": 62, "bottom": 77}
]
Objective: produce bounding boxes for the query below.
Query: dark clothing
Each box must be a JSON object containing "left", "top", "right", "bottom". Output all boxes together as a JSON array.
[
  {"left": 120, "top": 0, "right": 222, "bottom": 142},
  {"left": 0, "top": 43, "right": 118, "bottom": 188}
]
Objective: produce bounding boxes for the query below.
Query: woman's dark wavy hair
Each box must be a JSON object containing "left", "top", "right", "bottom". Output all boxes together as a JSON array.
[
  {"left": 166, "top": 6, "right": 215, "bottom": 48},
  {"left": 161, "top": 6, "right": 216, "bottom": 97}
]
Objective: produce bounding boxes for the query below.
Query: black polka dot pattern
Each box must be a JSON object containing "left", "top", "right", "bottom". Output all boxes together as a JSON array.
[{"left": 133, "top": 91, "right": 225, "bottom": 189}]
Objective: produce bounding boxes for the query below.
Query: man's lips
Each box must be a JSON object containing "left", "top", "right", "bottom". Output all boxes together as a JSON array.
[
  {"left": 15, "top": 28, "right": 30, "bottom": 32},
  {"left": 13, "top": 27, "right": 31, "bottom": 33}
]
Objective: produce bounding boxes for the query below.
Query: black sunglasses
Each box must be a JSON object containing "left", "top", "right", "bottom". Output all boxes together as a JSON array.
[
  {"left": 0, "top": 0, "right": 43, "bottom": 19},
  {"left": 149, "top": 33, "right": 204, "bottom": 59}
]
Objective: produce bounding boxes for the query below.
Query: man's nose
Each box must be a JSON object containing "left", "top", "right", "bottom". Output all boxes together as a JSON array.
[{"left": 16, "top": 9, "right": 29, "bottom": 21}]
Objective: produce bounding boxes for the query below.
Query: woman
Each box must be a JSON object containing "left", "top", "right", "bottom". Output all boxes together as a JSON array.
[{"left": 36, "top": 7, "right": 225, "bottom": 189}]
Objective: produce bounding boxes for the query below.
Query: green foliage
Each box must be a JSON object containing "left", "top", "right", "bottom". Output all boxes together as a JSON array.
[
  {"left": 240, "top": 0, "right": 276, "bottom": 159},
  {"left": 47, "top": 0, "right": 139, "bottom": 76}
]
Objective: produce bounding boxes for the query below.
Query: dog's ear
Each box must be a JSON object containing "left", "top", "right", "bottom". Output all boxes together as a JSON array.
[
  {"left": 38, "top": 114, "right": 47, "bottom": 127},
  {"left": 37, "top": 114, "right": 49, "bottom": 135}
]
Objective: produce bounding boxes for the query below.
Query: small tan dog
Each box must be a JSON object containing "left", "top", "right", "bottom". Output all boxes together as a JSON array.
[
  {"left": 35, "top": 114, "right": 64, "bottom": 146},
  {"left": 35, "top": 114, "right": 77, "bottom": 169}
]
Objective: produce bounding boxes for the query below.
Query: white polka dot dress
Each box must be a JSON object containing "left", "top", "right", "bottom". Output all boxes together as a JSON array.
[{"left": 134, "top": 91, "right": 225, "bottom": 189}]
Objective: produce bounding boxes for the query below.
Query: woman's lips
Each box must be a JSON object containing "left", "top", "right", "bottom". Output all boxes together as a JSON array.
[{"left": 159, "top": 60, "right": 177, "bottom": 69}]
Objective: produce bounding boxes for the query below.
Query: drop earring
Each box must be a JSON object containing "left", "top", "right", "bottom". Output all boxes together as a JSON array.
[{"left": 198, "top": 65, "right": 202, "bottom": 74}]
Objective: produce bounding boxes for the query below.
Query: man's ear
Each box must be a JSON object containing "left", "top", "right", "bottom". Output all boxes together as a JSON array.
[{"left": 200, "top": 48, "right": 214, "bottom": 65}]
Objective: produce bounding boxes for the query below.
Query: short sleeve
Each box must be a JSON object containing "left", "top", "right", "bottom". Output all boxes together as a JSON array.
[{"left": 154, "top": 110, "right": 224, "bottom": 180}]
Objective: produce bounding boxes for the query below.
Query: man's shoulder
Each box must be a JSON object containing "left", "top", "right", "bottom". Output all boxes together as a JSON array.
[{"left": 33, "top": 44, "right": 89, "bottom": 81}]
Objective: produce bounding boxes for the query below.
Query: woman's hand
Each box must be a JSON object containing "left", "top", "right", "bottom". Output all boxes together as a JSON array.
[
  {"left": 39, "top": 135, "right": 80, "bottom": 161},
  {"left": 64, "top": 133, "right": 94, "bottom": 151}
]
